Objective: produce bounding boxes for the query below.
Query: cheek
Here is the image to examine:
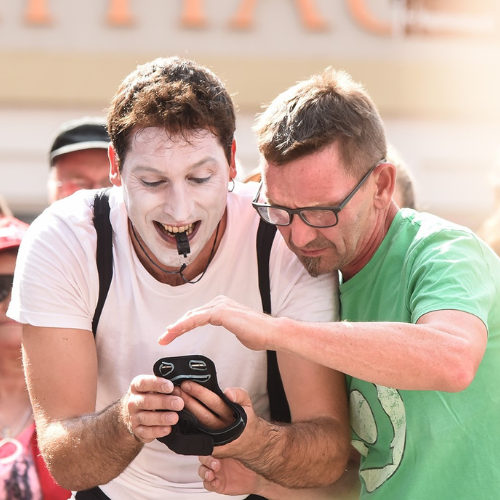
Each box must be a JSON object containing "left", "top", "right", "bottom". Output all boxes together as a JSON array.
[
  {"left": 197, "top": 181, "right": 228, "bottom": 215},
  {"left": 277, "top": 226, "right": 291, "bottom": 242}
]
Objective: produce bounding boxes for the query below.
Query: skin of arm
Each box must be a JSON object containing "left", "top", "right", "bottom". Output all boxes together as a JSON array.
[
  {"left": 198, "top": 454, "right": 360, "bottom": 499},
  {"left": 178, "top": 349, "right": 350, "bottom": 489},
  {"left": 22, "top": 324, "right": 185, "bottom": 491},
  {"left": 160, "top": 296, "right": 487, "bottom": 392}
]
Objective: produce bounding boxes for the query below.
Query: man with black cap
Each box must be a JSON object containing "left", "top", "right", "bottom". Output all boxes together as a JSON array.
[{"left": 48, "top": 116, "right": 111, "bottom": 203}]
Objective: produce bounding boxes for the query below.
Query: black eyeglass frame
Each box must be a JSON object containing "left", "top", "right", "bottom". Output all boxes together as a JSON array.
[{"left": 252, "top": 158, "right": 386, "bottom": 228}]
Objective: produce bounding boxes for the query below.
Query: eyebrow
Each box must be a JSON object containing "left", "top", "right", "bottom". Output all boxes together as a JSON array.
[{"left": 265, "top": 192, "right": 338, "bottom": 209}]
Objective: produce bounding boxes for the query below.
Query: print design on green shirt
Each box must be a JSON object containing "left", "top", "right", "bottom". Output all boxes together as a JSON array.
[{"left": 350, "top": 384, "right": 406, "bottom": 492}]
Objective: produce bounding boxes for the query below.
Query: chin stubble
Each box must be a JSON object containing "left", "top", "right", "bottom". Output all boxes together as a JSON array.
[{"left": 300, "top": 256, "right": 321, "bottom": 277}]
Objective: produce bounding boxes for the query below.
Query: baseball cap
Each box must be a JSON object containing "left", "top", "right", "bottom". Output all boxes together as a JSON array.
[
  {"left": 49, "top": 116, "right": 110, "bottom": 166},
  {"left": 0, "top": 216, "right": 29, "bottom": 252}
]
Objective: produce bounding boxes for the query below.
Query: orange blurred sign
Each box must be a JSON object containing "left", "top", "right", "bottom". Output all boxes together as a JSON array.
[{"left": 22, "top": 0, "right": 497, "bottom": 37}]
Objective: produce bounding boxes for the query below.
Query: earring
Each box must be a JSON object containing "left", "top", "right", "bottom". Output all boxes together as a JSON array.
[{"left": 228, "top": 178, "right": 235, "bottom": 192}]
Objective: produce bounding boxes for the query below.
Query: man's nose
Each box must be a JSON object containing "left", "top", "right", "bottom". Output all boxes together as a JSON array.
[
  {"left": 288, "top": 215, "right": 318, "bottom": 248},
  {"left": 164, "top": 185, "right": 194, "bottom": 221}
]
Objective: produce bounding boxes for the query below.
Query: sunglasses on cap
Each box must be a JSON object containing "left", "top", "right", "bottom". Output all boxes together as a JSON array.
[{"left": 0, "top": 274, "right": 14, "bottom": 302}]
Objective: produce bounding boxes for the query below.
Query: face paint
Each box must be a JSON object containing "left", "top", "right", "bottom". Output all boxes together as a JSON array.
[{"left": 120, "top": 127, "right": 230, "bottom": 270}]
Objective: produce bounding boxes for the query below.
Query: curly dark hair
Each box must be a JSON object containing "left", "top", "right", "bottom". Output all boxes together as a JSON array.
[{"left": 107, "top": 57, "right": 235, "bottom": 169}]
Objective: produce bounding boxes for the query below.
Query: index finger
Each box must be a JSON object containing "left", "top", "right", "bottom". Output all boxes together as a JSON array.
[
  {"left": 131, "top": 374, "right": 175, "bottom": 394},
  {"left": 158, "top": 310, "right": 212, "bottom": 345}
]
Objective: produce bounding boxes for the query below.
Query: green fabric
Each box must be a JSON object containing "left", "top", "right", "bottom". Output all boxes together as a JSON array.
[{"left": 341, "top": 209, "right": 500, "bottom": 499}]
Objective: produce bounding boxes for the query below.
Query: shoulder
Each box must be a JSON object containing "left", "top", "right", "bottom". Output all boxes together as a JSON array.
[
  {"left": 227, "top": 180, "right": 259, "bottom": 209},
  {"left": 390, "top": 209, "right": 480, "bottom": 254},
  {"left": 20, "top": 188, "right": 126, "bottom": 263},
  {"left": 225, "top": 180, "right": 261, "bottom": 234},
  {"left": 24, "top": 190, "right": 95, "bottom": 248},
  {"left": 391, "top": 210, "right": 499, "bottom": 280}
]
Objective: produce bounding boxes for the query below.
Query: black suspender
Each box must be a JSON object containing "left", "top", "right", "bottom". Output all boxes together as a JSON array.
[
  {"left": 256, "top": 221, "right": 291, "bottom": 423},
  {"left": 91, "top": 189, "right": 114, "bottom": 336},
  {"left": 91, "top": 190, "right": 290, "bottom": 423}
]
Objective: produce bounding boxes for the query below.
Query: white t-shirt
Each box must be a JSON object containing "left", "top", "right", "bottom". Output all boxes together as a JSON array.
[{"left": 9, "top": 182, "right": 339, "bottom": 500}]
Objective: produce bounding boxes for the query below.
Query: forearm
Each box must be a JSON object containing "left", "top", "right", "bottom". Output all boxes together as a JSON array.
[
  {"left": 37, "top": 399, "right": 143, "bottom": 490},
  {"left": 241, "top": 417, "right": 348, "bottom": 489},
  {"left": 274, "top": 315, "right": 483, "bottom": 391},
  {"left": 257, "top": 477, "right": 359, "bottom": 500}
]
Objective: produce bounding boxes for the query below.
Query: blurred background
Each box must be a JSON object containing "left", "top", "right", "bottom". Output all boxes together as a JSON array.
[{"left": 1, "top": 0, "right": 499, "bottom": 229}]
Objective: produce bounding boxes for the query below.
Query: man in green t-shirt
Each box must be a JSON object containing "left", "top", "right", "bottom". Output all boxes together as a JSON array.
[{"left": 161, "top": 69, "right": 500, "bottom": 499}]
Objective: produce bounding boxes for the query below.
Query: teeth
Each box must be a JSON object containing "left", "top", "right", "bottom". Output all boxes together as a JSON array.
[{"left": 162, "top": 223, "right": 194, "bottom": 235}]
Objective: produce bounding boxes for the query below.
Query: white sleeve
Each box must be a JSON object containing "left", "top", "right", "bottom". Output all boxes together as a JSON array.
[
  {"left": 269, "top": 236, "right": 339, "bottom": 323},
  {"left": 8, "top": 201, "right": 98, "bottom": 331}
]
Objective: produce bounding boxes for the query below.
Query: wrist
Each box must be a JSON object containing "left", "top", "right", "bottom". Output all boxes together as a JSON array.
[
  {"left": 269, "top": 316, "right": 294, "bottom": 351},
  {"left": 241, "top": 418, "right": 281, "bottom": 472},
  {"left": 117, "top": 398, "right": 142, "bottom": 444}
]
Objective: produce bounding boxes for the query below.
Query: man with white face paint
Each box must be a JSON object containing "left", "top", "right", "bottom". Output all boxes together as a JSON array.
[{"left": 8, "top": 57, "right": 349, "bottom": 499}]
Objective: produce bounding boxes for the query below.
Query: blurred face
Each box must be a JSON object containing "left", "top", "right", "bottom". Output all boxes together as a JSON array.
[
  {"left": 48, "top": 148, "right": 111, "bottom": 203},
  {"left": 112, "top": 128, "right": 234, "bottom": 269},
  {"left": 263, "top": 142, "right": 379, "bottom": 278},
  {"left": 0, "top": 250, "right": 21, "bottom": 348}
]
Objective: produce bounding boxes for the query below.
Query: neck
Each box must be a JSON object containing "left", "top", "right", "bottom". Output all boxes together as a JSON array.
[
  {"left": 130, "top": 211, "right": 227, "bottom": 286},
  {"left": 341, "top": 202, "right": 398, "bottom": 281}
]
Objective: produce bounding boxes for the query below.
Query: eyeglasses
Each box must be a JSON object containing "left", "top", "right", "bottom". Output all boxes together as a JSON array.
[
  {"left": 252, "top": 159, "right": 386, "bottom": 228},
  {"left": 0, "top": 274, "right": 14, "bottom": 302}
]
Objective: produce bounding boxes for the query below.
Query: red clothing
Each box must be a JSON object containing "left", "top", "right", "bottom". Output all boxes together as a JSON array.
[{"left": 0, "top": 422, "right": 70, "bottom": 500}]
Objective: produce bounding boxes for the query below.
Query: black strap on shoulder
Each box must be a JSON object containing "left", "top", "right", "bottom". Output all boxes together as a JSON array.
[
  {"left": 257, "top": 220, "right": 291, "bottom": 423},
  {"left": 90, "top": 196, "right": 289, "bottom": 421},
  {"left": 91, "top": 189, "right": 113, "bottom": 337}
]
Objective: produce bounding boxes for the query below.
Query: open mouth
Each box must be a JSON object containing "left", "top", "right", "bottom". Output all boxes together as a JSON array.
[{"left": 154, "top": 221, "right": 200, "bottom": 242}]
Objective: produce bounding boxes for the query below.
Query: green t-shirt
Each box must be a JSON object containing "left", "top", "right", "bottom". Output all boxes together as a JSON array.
[{"left": 341, "top": 209, "right": 500, "bottom": 499}]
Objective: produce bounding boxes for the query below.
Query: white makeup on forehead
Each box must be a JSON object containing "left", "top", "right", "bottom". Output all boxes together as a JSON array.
[{"left": 121, "top": 127, "right": 229, "bottom": 270}]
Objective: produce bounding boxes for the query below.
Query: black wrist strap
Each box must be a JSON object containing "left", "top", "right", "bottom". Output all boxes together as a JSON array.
[{"left": 153, "top": 355, "right": 247, "bottom": 456}]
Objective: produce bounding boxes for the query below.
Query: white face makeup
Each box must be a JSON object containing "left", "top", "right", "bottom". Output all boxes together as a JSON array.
[{"left": 119, "top": 127, "right": 230, "bottom": 269}]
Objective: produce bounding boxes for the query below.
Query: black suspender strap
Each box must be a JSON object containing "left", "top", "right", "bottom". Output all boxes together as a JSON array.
[
  {"left": 89, "top": 200, "right": 287, "bottom": 499},
  {"left": 75, "top": 487, "right": 111, "bottom": 500},
  {"left": 91, "top": 189, "right": 113, "bottom": 337},
  {"left": 256, "top": 220, "right": 291, "bottom": 423},
  {"left": 90, "top": 193, "right": 290, "bottom": 419}
]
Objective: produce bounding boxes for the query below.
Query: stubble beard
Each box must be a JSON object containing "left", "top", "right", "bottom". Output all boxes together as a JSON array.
[
  {"left": 288, "top": 235, "right": 336, "bottom": 277},
  {"left": 299, "top": 255, "right": 322, "bottom": 277}
]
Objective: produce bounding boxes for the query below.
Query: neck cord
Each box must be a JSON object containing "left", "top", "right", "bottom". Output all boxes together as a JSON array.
[{"left": 130, "top": 222, "right": 220, "bottom": 284}]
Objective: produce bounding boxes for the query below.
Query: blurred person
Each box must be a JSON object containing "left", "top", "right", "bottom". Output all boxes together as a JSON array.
[
  {"left": 0, "top": 196, "right": 12, "bottom": 217},
  {"left": 243, "top": 167, "right": 261, "bottom": 184},
  {"left": 387, "top": 144, "right": 417, "bottom": 209},
  {"left": 476, "top": 153, "right": 500, "bottom": 255},
  {"left": 9, "top": 57, "right": 349, "bottom": 499},
  {"left": 0, "top": 216, "right": 69, "bottom": 500},
  {"left": 48, "top": 116, "right": 111, "bottom": 203},
  {"left": 162, "top": 67, "right": 500, "bottom": 499}
]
